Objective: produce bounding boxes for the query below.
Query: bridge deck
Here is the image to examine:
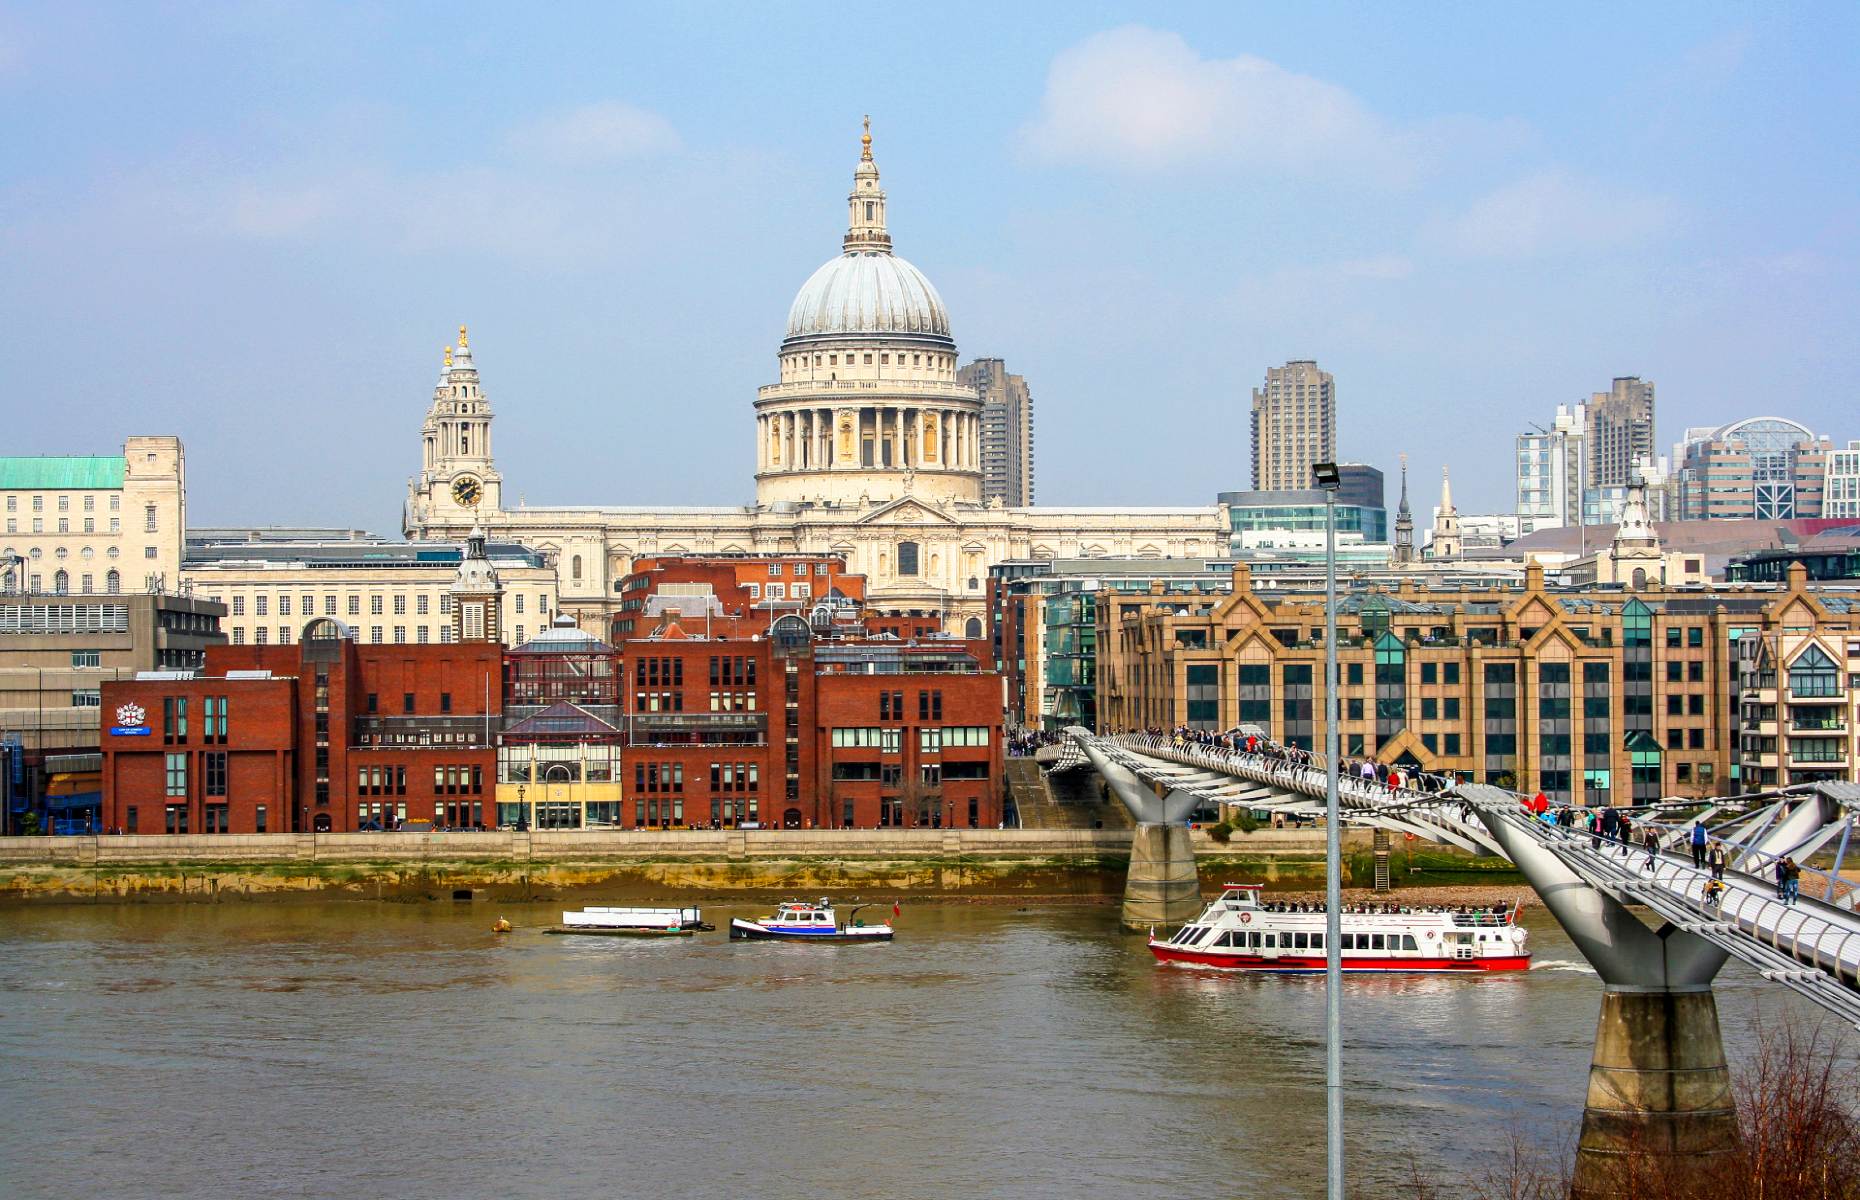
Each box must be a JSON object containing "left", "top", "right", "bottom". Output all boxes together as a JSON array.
[{"left": 1086, "top": 733, "right": 1860, "bottom": 1026}]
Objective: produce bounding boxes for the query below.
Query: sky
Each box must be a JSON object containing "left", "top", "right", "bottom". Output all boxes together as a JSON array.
[{"left": 3, "top": 2, "right": 1858, "bottom": 530}]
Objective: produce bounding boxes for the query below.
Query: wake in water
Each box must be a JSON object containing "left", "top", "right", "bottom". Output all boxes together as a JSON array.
[{"left": 1530, "top": 959, "right": 1596, "bottom": 975}]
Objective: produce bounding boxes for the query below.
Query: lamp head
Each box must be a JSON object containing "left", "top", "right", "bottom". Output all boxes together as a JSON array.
[{"left": 1312, "top": 462, "right": 1342, "bottom": 492}]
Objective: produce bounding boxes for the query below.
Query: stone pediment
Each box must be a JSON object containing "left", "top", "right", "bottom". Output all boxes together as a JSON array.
[{"left": 855, "top": 496, "right": 959, "bottom": 526}]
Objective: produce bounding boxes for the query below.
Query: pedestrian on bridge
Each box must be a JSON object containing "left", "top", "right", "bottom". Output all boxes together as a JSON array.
[
  {"left": 1690, "top": 821, "right": 1709, "bottom": 870},
  {"left": 1708, "top": 842, "right": 1727, "bottom": 881},
  {"left": 1641, "top": 826, "right": 1661, "bottom": 873},
  {"left": 1778, "top": 857, "right": 1802, "bottom": 906}
]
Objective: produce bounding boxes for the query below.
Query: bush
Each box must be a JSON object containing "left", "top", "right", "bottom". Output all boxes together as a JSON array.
[
  {"left": 1207, "top": 821, "right": 1233, "bottom": 843},
  {"left": 1234, "top": 811, "right": 1261, "bottom": 834}
]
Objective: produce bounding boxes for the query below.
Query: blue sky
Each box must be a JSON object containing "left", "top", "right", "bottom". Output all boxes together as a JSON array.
[{"left": 3, "top": 2, "right": 1856, "bottom": 528}]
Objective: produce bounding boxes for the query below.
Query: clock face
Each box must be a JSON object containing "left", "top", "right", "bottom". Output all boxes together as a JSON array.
[{"left": 451, "top": 474, "right": 484, "bottom": 508}]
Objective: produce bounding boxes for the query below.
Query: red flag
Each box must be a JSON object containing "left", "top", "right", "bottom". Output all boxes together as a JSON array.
[{"left": 892, "top": 901, "right": 901, "bottom": 919}]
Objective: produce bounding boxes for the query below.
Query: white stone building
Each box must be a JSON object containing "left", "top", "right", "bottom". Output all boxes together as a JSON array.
[
  {"left": 404, "top": 124, "right": 1225, "bottom": 635},
  {"left": 0, "top": 436, "right": 186, "bottom": 597}
]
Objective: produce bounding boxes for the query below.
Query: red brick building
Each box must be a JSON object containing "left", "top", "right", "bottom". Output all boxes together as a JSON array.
[
  {"left": 611, "top": 554, "right": 866, "bottom": 641},
  {"left": 609, "top": 615, "right": 1003, "bottom": 829},
  {"left": 102, "top": 617, "right": 502, "bottom": 833}
]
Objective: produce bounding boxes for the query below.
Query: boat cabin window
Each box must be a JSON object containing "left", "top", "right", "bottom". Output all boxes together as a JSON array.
[
  {"left": 1402, "top": 935, "right": 1418, "bottom": 951},
  {"left": 1263, "top": 934, "right": 1276, "bottom": 948},
  {"left": 1293, "top": 933, "right": 1308, "bottom": 950},
  {"left": 1371, "top": 934, "right": 1385, "bottom": 950}
]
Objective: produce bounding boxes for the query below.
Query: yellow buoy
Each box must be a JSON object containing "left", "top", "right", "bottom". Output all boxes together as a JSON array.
[{"left": 492, "top": 917, "right": 512, "bottom": 933}]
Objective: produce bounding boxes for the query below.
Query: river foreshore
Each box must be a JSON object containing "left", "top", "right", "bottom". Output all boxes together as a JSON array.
[{"left": 0, "top": 828, "right": 1518, "bottom": 904}]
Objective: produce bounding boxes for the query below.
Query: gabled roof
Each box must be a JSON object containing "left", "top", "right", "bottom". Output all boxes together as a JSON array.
[{"left": 501, "top": 702, "right": 620, "bottom": 739}]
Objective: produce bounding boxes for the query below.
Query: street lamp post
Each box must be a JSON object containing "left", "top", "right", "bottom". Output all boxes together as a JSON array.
[{"left": 1313, "top": 461, "right": 1344, "bottom": 1200}]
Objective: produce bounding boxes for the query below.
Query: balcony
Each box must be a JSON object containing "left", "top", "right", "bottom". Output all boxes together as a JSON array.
[
  {"left": 1788, "top": 715, "right": 1848, "bottom": 733},
  {"left": 626, "top": 711, "right": 767, "bottom": 747}
]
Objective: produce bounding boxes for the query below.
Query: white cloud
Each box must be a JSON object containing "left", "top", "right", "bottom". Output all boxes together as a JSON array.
[
  {"left": 1435, "top": 170, "right": 1677, "bottom": 259},
  {"left": 1021, "top": 26, "right": 1423, "bottom": 181},
  {"left": 504, "top": 101, "right": 680, "bottom": 164}
]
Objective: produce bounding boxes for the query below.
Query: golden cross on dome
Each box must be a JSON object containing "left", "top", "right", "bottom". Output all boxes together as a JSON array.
[
  {"left": 458, "top": 324, "right": 469, "bottom": 348},
  {"left": 861, "top": 115, "right": 872, "bottom": 161},
  {"left": 444, "top": 346, "right": 452, "bottom": 369}
]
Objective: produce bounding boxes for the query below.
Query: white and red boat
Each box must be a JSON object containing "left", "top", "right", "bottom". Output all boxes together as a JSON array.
[{"left": 1148, "top": 884, "right": 1531, "bottom": 973}]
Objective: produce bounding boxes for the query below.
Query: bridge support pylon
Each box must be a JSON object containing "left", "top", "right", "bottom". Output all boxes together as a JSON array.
[
  {"left": 1122, "top": 822, "right": 1202, "bottom": 931},
  {"left": 1457, "top": 785, "right": 1738, "bottom": 1198},
  {"left": 1572, "top": 986, "right": 1735, "bottom": 1198},
  {"left": 1069, "top": 730, "right": 1207, "bottom": 932}
]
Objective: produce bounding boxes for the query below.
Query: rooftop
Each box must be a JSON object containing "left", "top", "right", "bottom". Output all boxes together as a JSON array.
[{"left": 0, "top": 456, "right": 124, "bottom": 490}]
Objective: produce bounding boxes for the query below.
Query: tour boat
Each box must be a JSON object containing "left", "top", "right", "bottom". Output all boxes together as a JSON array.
[
  {"left": 729, "top": 898, "right": 894, "bottom": 943},
  {"left": 547, "top": 906, "right": 713, "bottom": 937},
  {"left": 1148, "top": 884, "right": 1530, "bottom": 973}
]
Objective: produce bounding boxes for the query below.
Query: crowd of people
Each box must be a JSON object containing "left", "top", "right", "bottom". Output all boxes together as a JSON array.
[
  {"left": 1257, "top": 899, "right": 1513, "bottom": 922},
  {"left": 1112, "top": 724, "right": 1820, "bottom": 913}
]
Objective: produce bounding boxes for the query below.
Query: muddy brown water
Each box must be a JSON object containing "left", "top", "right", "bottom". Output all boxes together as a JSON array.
[{"left": 0, "top": 901, "right": 1843, "bottom": 1199}]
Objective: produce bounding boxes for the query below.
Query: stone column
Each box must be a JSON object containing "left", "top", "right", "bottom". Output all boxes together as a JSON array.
[{"left": 1570, "top": 987, "right": 1738, "bottom": 1198}]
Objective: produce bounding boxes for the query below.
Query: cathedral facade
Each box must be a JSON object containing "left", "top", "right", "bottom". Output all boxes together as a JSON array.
[{"left": 405, "top": 125, "right": 1225, "bottom": 635}]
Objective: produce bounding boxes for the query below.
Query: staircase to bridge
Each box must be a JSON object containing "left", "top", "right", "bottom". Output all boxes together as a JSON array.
[{"left": 1058, "top": 727, "right": 1860, "bottom": 1197}]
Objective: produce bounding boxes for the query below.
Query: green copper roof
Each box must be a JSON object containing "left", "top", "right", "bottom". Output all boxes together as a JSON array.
[{"left": 0, "top": 457, "right": 124, "bottom": 489}]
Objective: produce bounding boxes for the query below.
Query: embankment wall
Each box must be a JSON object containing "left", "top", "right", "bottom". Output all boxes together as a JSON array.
[{"left": 0, "top": 828, "right": 1503, "bottom": 903}]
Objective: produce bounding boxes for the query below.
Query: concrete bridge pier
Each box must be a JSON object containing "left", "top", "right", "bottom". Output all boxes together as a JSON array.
[
  {"left": 1458, "top": 784, "right": 1738, "bottom": 1198},
  {"left": 1572, "top": 985, "right": 1735, "bottom": 1197},
  {"left": 1122, "top": 822, "right": 1201, "bottom": 931},
  {"left": 1070, "top": 731, "right": 1207, "bottom": 932}
]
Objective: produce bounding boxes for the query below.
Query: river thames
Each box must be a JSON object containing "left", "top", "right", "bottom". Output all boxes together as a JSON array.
[{"left": 0, "top": 900, "right": 1836, "bottom": 1199}]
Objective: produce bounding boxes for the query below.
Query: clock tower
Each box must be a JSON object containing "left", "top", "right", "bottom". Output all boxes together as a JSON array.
[{"left": 411, "top": 325, "right": 503, "bottom": 527}]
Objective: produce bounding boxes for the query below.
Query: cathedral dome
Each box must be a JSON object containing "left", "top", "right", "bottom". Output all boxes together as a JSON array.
[{"left": 785, "top": 251, "right": 951, "bottom": 345}]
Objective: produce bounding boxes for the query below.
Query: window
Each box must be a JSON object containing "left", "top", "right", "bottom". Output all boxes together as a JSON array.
[
  {"left": 370, "top": 595, "right": 384, "bottom": 615},
  {"left": 71, "top": 688, "right": 101, "bottom": 707},
  {"left": 897, "top": 541, "right": 919, "bottom": 576},
  {"left": 1789, "top": 645, "right": 1840, "bottom": 698},
  {"left": 348, "top": 596, "right": 361, "bottom": 616},
  {"left": 165, "top": 752, "right": 187, "bottom": 797},
  {"left": 394, "top": 595, "right": 407, "bottom": 615},
  {"left": 144, "top": 505, "right": 157, "bottom": 532},
  {"left": 205, "top": 751, "right": 227, "bottom": 797},
  {"left": 71, "top": 649, "right": 100, "bottom": 668}
]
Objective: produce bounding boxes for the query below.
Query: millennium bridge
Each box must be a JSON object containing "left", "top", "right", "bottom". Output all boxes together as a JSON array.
[{"left": 1056, "top": 728, "right": 1860, "bottom": 1197}]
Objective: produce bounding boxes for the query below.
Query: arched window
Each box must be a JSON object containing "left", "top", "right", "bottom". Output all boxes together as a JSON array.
[
  {"left": 105, "top": 569, "right": 120, "bottom": 594},
  {"left": 897, "top": 541, "right": 919, "bottom": 576},
  {"left": 53, "top": 569, "right": 69, "bottom": 594},
  {"left": 571, "top": 554, "right": 583, "bottom": 582},
  {"left": 964, "top": 617, "right": 983, "bottom": 639}
]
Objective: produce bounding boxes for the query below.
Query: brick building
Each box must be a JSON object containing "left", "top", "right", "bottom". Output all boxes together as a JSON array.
[
  {"left": 610, "top": 554, "right": 865, "bottom": 641},
  {"left": 101, "top": 618, "right": 504, "bottom": 833},
  {"left": 1097, "top": 560, "right": 1860, "bottom": 804}
]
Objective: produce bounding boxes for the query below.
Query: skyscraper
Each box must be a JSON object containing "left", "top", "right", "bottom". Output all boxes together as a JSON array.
[
  {"left": 1250, "top": 360, "right": 1335, "bottom": 492},
  {"left": 958, "top": 358, "right": 1034, "bottom": 507},
  {"left": 1516, "top": 402, "right": 1586, "bottom": 532},
  {"left": 1586, "top": 377, "right": 1655, "bottom": 489}
]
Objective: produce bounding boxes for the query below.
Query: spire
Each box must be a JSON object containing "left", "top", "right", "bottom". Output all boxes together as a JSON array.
[
  {"left": 1392, "top": 453, "right": 1415, "bottom": 565},
  {"left": 1440, "top": 466, "right": 1456, "bottom": 515},
  {"left": 1397, "top": 453, "right": 1411, "bottom": 516},
  {"left": 843, "top": 116, "right": 892, "bottom": 254}
]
